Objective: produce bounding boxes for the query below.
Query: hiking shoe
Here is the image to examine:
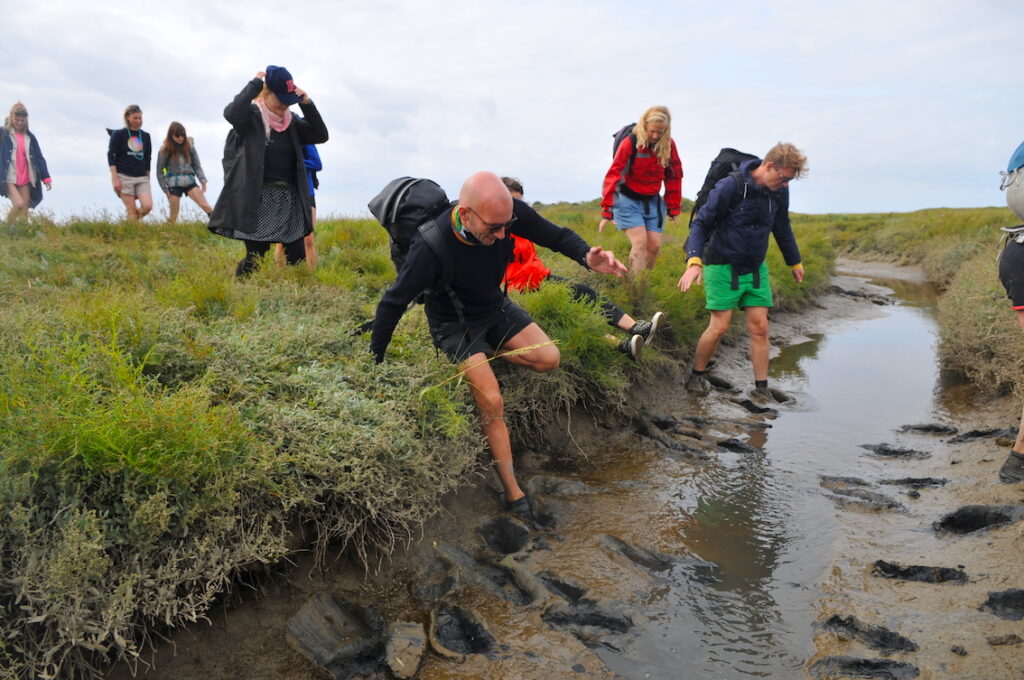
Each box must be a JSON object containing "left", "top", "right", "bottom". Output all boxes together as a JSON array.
[
  {"left": 630, "top": 312, "right": 665, "bottom": 344},
  {"left": 505, "top": 495, "right": 542, "bottom": 529},
  {"left": 618, "top": 334, "right": 644, "bottom": 361},
  {"left": 999, "top": 451, "right": 1024, "bottom": 483},
  {"left": 685, "top": 372, "right": 710, "bottom": 394},
  {"left": 751, "top": 385, "right": 774, "bottom": 402}
]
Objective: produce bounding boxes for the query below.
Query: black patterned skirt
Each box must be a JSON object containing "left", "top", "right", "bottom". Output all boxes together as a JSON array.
[{"left": 224, "top": 184, "right": 308, "bottom": 243}]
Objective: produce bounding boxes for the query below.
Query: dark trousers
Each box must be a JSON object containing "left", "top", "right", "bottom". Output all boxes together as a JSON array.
[
  {"left": 547, "top": 274, "right": 626, "bottom": 327},
  {"left": 235, "top": 238, "right": 306, "bottom": 277}
]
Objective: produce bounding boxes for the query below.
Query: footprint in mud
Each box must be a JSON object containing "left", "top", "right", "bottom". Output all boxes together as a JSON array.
[
  {"left": 808, "top": 655, "right": 919, "bottom": 680},
  {"left": 860, "top": 443, "right": 930, "bottom": 460},
  {"left": 537, "top": 571, "right": 589, "bottom": 603},
  {"left": 479, "top": 516, "right": 531, "bottom": 555},
  {"left": 717, "top": 437, "right": 762, "bottom": 454},
  {"left": 816, "top": 615, "right": 918, "bottom": 654},
  {"left": 433, "top": 541, "right": 539, "bottom": 606},
  {"left": 872, "top": 560, "right": 968, "bottom": 584},
  {"left": 730, "top": 397, "right": 779, "bottom": 416},
  {"left": 933, "top": 505, "right": 1024, "bottom": 535},
  {"left": 541, "top": 599, "right": 634, "bottom": 647},
  {"left": 525, "top": 475, "right": 594, "bottom": 497},
  {"left": 600, "top": 534, "right": 718, "bottom": 583},
  {"left": 428, "top": 603, "right": 497, "bottom": 661},
  {"left": 285, "top": 592, "right": 385, "bottom": 680},
  {"left": 877, "top": 477, "right": 948, "bottom": 489},
  {"left": 979, "top": 589, "right": 1024, "bottom": 621}
]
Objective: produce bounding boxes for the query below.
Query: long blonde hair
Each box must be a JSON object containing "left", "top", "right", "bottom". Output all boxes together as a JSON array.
[{"left": 632, "top": 106, "right": 673, "bottom": 167}]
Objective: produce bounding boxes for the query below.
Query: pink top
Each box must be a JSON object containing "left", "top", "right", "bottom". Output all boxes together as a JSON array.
[{"left": 14, "top": 132, "right": 29, "bottom": 185}]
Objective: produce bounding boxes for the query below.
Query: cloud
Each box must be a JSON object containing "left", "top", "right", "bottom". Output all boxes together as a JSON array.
[{"left": 2, "top": 0, "right": 1021, "bottom": 221}]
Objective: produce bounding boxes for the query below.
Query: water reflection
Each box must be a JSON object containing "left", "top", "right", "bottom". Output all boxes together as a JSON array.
[{"left": 599, "top": 274, "right": 944, "bottom": 679}]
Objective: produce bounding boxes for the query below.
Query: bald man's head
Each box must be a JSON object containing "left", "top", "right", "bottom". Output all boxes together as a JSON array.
[{"left": 457, "top": 171, "right": 516, "bottom": 245}]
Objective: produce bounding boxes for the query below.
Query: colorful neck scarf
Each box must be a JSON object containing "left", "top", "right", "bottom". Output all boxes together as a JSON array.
[{"left": 255, "top": 98, "right": 292, "bottom": 138}]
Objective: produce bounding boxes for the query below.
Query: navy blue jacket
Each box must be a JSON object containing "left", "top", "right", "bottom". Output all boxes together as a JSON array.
[
  {"left": 685, "top": 159, "right": 801, "bottom": 276},
  {"left": 0, "top": 128, "right": 51, "bottom": 208}
]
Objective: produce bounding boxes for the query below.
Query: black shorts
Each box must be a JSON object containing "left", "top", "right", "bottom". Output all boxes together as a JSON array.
[
  {"left": 999, "top": 239, "right": 1024, "bottom": 310},
  {"left": 429, "top": 297, "right": 534, "bottom": 363},
  {"left": 168, "top": 184, "right": 198, "bottom": 197}
]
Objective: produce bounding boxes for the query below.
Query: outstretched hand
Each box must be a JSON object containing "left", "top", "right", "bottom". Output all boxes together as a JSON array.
[
  {"left": 586, "top": 246, "right": 628, "bottom": 278},
  {"left": 678, "top": 264, "right": 703, "bottom": 292}
]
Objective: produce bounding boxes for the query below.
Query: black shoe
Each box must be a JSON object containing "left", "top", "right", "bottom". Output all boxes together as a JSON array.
[
  {"left": 685, "top": 373, "right": 710, "bottom": 394},
  {"left": 505, "top": 495, "right": 542, "bottom": 529},
  {"left": 618, "top": 334, "right": 644, "bottom": 361},
  {"left": 751, "top": 385, "right": 774, "bottom": 402},
  {"left": 630, "top": 312, "right": 664, "bottom": 344},
  {"left": 999, "top": 451, "right": 1024, "bottom": 483}
]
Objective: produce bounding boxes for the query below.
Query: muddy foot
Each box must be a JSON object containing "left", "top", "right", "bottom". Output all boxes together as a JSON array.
[
  {"left": 872, "top": 560, "right": 968, "bottom": 584},
  {"left": 817, "top": 615, "right": 917, "bottom": 654},
  {"left": 933, "top": 505, "right": 1024, "bottom": 535},
  {"left": 808, "top": 655, "right": 919, "bottom": 679},
  {"left": 979, "top": 589, "right": 1024, "bottom": 621}
]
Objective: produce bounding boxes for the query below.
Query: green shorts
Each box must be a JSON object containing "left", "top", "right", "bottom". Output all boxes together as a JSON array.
[{"left": 704, "top": 262, "right": 773, "bottom": 310}]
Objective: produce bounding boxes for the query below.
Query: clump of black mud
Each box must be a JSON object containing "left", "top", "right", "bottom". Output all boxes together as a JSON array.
[
  {"left": 979, "top": 589, "right": 1024, "bottom": 621},
  {"left": 817, "top": 615, "right": 918, "bottom": 654},
  {"left": 872, "top": 560, "right": 967, "bottom": 584},
  {"left": 808, "top": 655, "right": 919, "bottom": 679},
  {"left": 933, "top": 505, "right": 1024, "bottom": 535}
]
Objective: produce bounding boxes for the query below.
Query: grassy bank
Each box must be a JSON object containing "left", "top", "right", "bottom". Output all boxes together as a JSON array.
[
  {"left": 0, "top": 205, "right": 829, "bottom": 678},
  {"left": 796, "top": 206, "right": 1024, "bottom": 397}
]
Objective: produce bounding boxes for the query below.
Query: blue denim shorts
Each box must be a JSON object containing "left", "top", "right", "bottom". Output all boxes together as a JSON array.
[{"left": 612, "top": 192, "right": 665, "bottom": 233}]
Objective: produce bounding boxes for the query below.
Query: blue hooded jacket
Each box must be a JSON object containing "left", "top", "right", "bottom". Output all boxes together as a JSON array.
[{"left": 685, "top": 158, "right": 801, "bottom": 276}]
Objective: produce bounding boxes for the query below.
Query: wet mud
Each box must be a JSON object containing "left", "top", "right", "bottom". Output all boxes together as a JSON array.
[{"left": 104, "top": 260, "right": 1024, "bottom": 680}]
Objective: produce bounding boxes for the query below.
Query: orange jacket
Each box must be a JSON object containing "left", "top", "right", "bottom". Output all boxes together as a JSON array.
[{"left": 504, "top": 235, "right": 551, "bottom": 291}]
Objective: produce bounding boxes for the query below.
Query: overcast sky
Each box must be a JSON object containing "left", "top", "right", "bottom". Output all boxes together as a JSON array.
[{"left": 2, "top": 0, "right": 1021, "bottom": 222}]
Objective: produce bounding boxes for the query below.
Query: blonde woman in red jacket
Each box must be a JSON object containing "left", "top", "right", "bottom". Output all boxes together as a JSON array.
[{"left": 599, "top": 106, "right": 683, "bottom": 272}]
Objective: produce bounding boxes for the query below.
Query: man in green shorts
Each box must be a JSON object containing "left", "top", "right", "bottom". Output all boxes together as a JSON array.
[{"left": 678, "top": 142, "right": 808, "bottom": 400}]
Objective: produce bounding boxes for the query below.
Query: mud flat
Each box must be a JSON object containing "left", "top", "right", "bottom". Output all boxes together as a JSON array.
[{"left": 106, "top": 261, "right": 1024, "bottom": 680}]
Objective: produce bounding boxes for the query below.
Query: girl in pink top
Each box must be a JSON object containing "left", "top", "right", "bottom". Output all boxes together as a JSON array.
[{"left": 1, "top": 102, "right": 52, "bottom": 220}]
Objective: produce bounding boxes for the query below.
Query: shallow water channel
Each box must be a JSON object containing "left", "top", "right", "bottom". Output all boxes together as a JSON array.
[
  {"left": 444, "top": 273, "right": 949, "bottom": 680},
  {"left": 594, "top": 274, "right": 943, "bottom": 678}
]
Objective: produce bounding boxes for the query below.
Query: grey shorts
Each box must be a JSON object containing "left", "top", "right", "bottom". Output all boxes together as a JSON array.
[
  {"left": 118, "top": 173, "right": 151, "bottom": 196},
  {"left": 429, "top": 297, "right": 534, "bottom": 363}
]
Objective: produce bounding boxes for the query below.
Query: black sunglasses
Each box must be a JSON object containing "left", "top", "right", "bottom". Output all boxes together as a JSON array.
[{"left": 466, "top": 205, "right": 517, "bottom": 233}]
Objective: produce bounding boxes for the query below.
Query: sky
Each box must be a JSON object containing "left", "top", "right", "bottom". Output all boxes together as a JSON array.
[{"left": 2, "top": 0, "right": 1021, "bottom": 222}]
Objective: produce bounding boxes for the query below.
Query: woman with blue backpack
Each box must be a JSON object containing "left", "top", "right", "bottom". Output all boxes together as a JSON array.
[{"left": 599, "top": 105, "right": 684, "bottom": 272}]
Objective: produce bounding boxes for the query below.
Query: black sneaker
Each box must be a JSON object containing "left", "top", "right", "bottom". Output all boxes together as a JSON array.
[
  {"left": 685, "top": 373, "right": 710, "bottom": 394},
  {"left": 618, "top": 334, "right": 644, "bottom": 361},
  {"left": 505, "top": 495, "right": 542, "bottom": 529},
  {"left": 999, "top": 451, "right": 1024, "bottom": 483},
  {"left": 630, "top": 312, "right": 664, "bottom": 344}
]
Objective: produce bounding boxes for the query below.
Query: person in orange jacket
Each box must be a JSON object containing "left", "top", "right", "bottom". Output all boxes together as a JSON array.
[{"left": 503, "top": 176, "right": 663, "bottom": 360}]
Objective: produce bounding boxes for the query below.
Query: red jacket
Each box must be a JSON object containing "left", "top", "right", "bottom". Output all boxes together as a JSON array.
[
  {"left": 504, "top": 235, "right": 551, "bottom": 291},
  {"left": 601, "top": 136, "right": 683, "bottom": 220}
]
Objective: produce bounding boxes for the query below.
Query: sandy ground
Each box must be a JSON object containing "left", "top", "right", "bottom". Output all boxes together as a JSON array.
[{"left": 104, "top": 261, "right": 1024, "bottom": 680}]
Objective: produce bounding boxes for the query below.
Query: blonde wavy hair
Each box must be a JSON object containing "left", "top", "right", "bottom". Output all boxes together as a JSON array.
[
  {"left": 764, "top": 142, "right": 808, "bottom": 178},
  {"left": 632, "top": 106, "right": 673, "bottom": 167},
  {"left": 5, "top": 101, "right": 28, "bottom": 132}
]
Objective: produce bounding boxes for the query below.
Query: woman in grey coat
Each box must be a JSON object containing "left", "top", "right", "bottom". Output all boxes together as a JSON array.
[
  {"left": 208, "top": 66, "right": 328, "bottom": 276},
  {"left": 157, "top": 121, "right": 213, "bottom": 223}
]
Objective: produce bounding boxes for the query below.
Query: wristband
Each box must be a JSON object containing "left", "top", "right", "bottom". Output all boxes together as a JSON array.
[{"left": 686, "top": 257, "right": 703, "bottom": 268}]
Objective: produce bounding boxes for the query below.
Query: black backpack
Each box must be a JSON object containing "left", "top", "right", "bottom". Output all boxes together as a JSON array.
[
  {"left": 688, "top": 148, "right": 758, "bottom": 227},
  {"left": 611, "top": 123, "right": 640, "bottom": 188},
  {"left": 368, "top": 177, "right": 464, "bottom": 320}
]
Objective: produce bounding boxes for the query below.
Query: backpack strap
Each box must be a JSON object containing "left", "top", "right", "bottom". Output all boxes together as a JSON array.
[
  {"left": 418, "top": 219, "right": 466, "bottom": 328},
  {"left": 617, "top": 133, "right": 640, "bottom": 194}
]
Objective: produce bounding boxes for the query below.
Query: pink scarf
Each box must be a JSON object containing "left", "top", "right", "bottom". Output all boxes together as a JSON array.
[{"left": 254, "top": 98, "right": 292, "bottom": 138}]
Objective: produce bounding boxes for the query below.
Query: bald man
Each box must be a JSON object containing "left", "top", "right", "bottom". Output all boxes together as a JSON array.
[{"left": 370, "top": 172, "right": 627, "bottom": 524}]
